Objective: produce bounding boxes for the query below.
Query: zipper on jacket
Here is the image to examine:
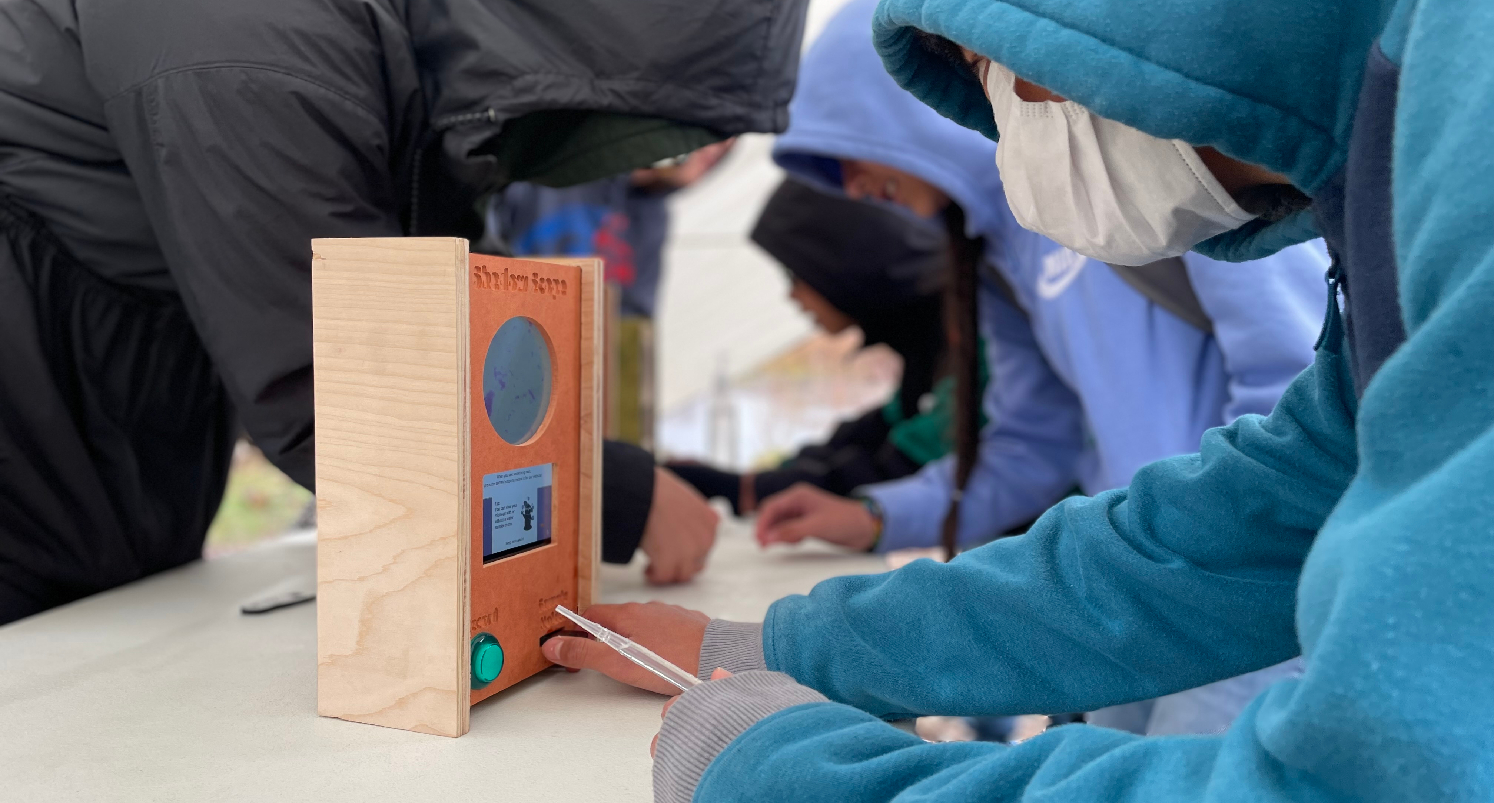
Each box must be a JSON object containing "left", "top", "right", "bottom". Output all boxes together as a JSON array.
[
  {"left": 431, "top": 107, "right": 500, "bottom": 131},
  {"left": 408, "top": 108, "right": 500, "bottom": 235}
]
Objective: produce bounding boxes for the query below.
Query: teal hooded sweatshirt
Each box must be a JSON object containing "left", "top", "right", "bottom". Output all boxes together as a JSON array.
[{"left": 686, "top": 0, "right": 1494, "bottom": 801}]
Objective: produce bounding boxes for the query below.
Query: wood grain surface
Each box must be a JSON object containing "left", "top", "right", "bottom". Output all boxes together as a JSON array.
[
  {"left": 312, "top": 237, "right": 472, "bottom": 738},
  {"left": 312, "top": 243, "right": 605, "bottom": 732},
  {"left": 576, "top": 260, "right": 603, "bottom": 611}
]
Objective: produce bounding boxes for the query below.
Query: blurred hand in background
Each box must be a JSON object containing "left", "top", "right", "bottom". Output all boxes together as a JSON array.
[
  {"left": 639, "top": 467, "right": 720, "bottom": 584},
  {"left": 755, "top": 483, "right": 878, "bottom": 551},
  {"left": 630, "top": 139, "right": 737, "bottom": 192}
]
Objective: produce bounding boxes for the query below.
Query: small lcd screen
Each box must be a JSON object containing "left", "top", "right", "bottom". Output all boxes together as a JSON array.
[{"left": 482, "top": 463, "right": 553, "bottom": 562}]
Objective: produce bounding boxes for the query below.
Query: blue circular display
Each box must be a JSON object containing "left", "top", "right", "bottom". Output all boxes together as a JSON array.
[{"left": 482, "top": 317, "right": 553, "bottom": 444}]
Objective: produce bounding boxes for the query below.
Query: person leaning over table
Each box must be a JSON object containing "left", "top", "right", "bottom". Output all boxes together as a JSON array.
[
  {"left": 667, "top": 175, "right": 963, "bottom": 517},
  {"left": 0, "top": 0, "right": 813, "bottom": 625},
  {"left": 611, "top": 175, "right": 958, "bottom": 583},
  {"left": 544, "top": 0, "right": 1494, "bottom": 800},
  {"left": 719, "top": 0, "right": 1327, "bottom": 739}
]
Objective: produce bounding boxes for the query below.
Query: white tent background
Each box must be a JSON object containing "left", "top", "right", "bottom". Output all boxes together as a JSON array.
[{"left": 653, "top": 0, "right": 864, "bottom": 467}]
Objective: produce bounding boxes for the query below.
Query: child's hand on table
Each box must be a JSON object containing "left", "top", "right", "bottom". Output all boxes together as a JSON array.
[
  {"left": 639, "top": 467, "right": 720, "bottom": 585},
  {"left": 542, "top": 602, "right": 709, "bottom": 695}
]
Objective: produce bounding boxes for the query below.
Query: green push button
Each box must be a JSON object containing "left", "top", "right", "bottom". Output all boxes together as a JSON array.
[{"left": 471, "top": 632, "right": 504, "bottom": 689}]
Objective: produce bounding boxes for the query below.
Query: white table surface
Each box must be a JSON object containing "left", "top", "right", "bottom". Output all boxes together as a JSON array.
[{"left": 0, "top": 520, "right": 885, "bottom": 802}]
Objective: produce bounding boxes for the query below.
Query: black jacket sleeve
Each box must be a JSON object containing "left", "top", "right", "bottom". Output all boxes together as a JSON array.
[
  {"left": 668, "top": 407, "right": 919, "bottom": 511},
  {"left": 101, "top": 67, "right": 409, "bottom": 490},
  {"left": 780, "top": 406, "right": 892, "bottom": 467},
  {"left": 752, "top": 407, "right": 916, "bottom": 500},
  {"left": 665, "top": 463, "right": 744, "bottom": 511},
  {"left": 602, "top": 440, "right": 656, "bottom": 564}
]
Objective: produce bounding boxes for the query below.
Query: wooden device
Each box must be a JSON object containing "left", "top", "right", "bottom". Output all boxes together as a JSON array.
[{"left": 311, "top": 239, "right": 602, "bottom": 737}]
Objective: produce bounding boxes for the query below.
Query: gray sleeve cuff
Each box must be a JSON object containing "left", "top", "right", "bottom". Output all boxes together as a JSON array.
[
  {"left": 697, "top": 619, "right": 766, "bottom": 679},
  {"left": 653, "top": 670, "right": 828, "bottom": 803}
]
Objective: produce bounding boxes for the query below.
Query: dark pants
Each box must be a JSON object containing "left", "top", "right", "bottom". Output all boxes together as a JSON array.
[{"left": 0, "top": 197, "right": 235, "bottom": 624}]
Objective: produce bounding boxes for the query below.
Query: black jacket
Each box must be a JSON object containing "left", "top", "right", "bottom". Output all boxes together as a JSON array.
[
  {"left": 601, "top": 441, "right": 656, "bottom": 564},
  {"left": 0, "top": 0, "right": 807, "bottom": 621},
  {"left": 0, "top": 0, "right": 807, "bottom": 488}
]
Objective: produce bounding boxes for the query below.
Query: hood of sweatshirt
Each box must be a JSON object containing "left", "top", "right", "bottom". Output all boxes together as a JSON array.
[
  {"left": 772, "top": 0, "right": 1013, "bottom": 265},
  {"left": 871, "top": 0, "right": 1402, "bottom": 260},
  {"left": 751, "top": 177, "right": 946, "bottom": 382}
]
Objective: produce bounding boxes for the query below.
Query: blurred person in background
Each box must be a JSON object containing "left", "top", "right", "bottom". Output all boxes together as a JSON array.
[
  {"left": 551, "top": 0, "right": 1330, "bottom": 741},
  {"left": 600, "top": 173, "right": 964, "bottom": 584},
  {"left": 0, "top": 0, "right": 811, "bottom": 624},
  {"left": 668, "top": 176, "right": 971, "bottom": 517},
  {"left": 480, "top": 141, "right": 738, "bottom": 586},
  {"left": 480, "top": 140, "right": 736, "bottom": 319}
]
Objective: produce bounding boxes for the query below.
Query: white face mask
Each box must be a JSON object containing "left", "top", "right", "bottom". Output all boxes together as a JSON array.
[{"left": 983, "top": 63, "right": 1256, "bottom": 266}]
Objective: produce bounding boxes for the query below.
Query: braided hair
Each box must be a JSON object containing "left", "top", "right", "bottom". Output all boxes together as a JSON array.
[{"left": 939, "top": 203, "right": 984, "bottom": 560}]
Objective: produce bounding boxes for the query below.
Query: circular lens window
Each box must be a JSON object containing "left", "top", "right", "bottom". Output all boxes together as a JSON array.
[{"left": 482, "top": 317, "right": 553, "bottom": 444}]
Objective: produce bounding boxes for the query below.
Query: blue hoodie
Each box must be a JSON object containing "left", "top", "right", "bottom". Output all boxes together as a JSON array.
[
  {"left": 677, "top": 0, "right": 1494, "bottom": 801},
  {"left": 772, "top": 0, "right": 1328, "bottom": 549}
]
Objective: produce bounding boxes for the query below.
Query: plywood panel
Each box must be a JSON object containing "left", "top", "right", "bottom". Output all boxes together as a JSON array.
[
  {"left": 312, "top": 238, "right": 471, "bottom": 738},
  {"left": 578, "top": 261, "right": 603, "bottom": 610},
  {"left": 605, "top": 282, "right": 623, "bottom": 440}
]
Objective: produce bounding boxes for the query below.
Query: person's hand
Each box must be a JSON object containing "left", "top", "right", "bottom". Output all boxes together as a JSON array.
[
  {"left": 631, "top": 139, "right": 737, "bottom": 191},
  {"left": 542, "top": 602, "right": 710, "bottom": 695},
  {"left": 755, "top": 483, "right": 879, "bottom": 551},
  {"left": 639, "top": 467, "right": 720, "bottom": 584},
  {"left": 652, "top": 668, "right": 733, "bottom": 757}
]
